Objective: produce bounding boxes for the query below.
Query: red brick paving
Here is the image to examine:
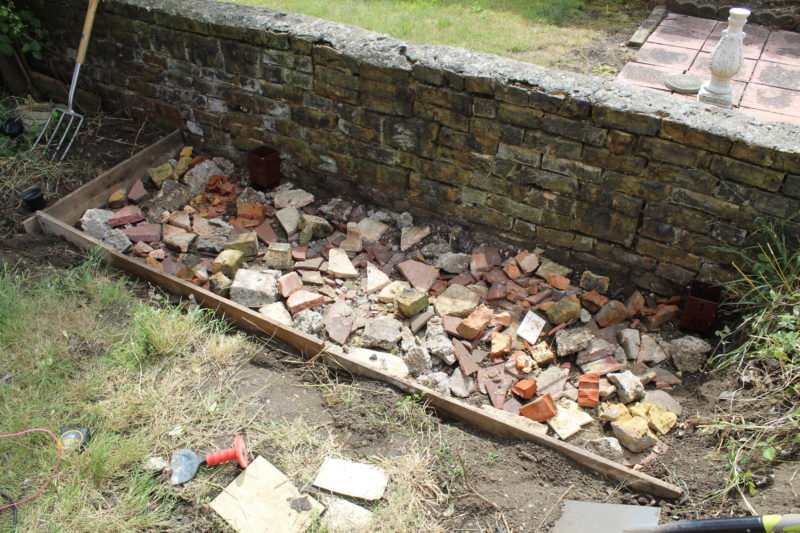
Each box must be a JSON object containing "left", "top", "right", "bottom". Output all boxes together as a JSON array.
[{"left": 616, "top": 13, "right": 800, "bottom": 125}]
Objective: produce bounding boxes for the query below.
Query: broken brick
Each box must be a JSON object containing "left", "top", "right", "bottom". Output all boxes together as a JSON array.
[
  {"left": 278, "top": 271, "right": 303, "bottom": 298},
  {"left": 503, "top": 260, "right": 521, "bottom": 279},
  {"left": 529, "top": 341, "right": 555, "bottom": 367},
  {"left": 491, "top": 311, "right": 511, "bottom": 328},
  {"left": 486, "top": 283, "right": 506, "bottom": 301},
  {"left": 108, "top": 205, "right": 144, "bottom": 227},
  {"left": 124, "top": 223, "right": 161, "bottom": 243},
  {"left": 579, "top": 270, "right": 610, "bottom": 294},
  {"left": 396, "top": 288, "right": 429, "bottom": 318},
  {"left": 519, "top": 393, "right": 557, "bottom": 422},
  {"left": 292, "top": 245, "right": 308, "bottom": 261},
  {"left": 626, "top": 291, "right": 646, "bottom": 317},
  {"left": 580, "top": 290, "right": 608, "bottom": 313},
  {"left": 642, "top": 304, "right": 680, "bottom": 330},
  {"left": 512, "top": 379, "right": 537, "bottom": 400},
  {"left": 469, "top": 253, "right": 490, "bottom": 274},
  {"left": 595, "top": 300, "right": 628, "bottom": 328},
  {"left": 237, "top": 202, "right": 266, "bottom": 221},
  {"left": 452, "top": 339, "right": 479, "bottom": 376},
  {"left": 473, "top": 246, "right": 501, "bottom": 267},
  {"left": 456, "top": 305, "right": 494, "bottom": 340},
  {"left": 108, "top": 189, "right": 126, "bottom": 209},
  {"left": 547, "top": 274, "right": 570, "bottom": 290},
  {"left": 484, "top": 268, "right": 510, "bottom": 285},
  {"left": 578, "top": 389, "right": 600, "bottom": 408},
  {"left": 254, "top": 221, "right": 279, "bottom": 244},
  {"left": 127, "top": 179, "right": 148, "bottom": 204},
  {"left": 489, "top": 333, "right": 512, "bottom": 359},
  {"left": 442, "top": 315, "right": 462, "bottom": 337},
  {"left": 578, "top": 373, "right": 601, "bottom": 390},
  {"left": 397, "top": 260, "right": 439, "bottom": 291},
  {"left": 286, "top": 290, "right": 325, "bottom": 314},
  {"left": 515, "top": 251, "right": 540, "bottom": 274}
]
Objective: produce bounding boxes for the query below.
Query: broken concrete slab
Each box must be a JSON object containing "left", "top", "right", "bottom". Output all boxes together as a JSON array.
[
  {"left": 638, "top": 334, "right": 669, "bottom": 365},
  {"left": 378, "top": 280, "right": 411, "bottom": 303},
  {"left": 611, "top": 417, "right": 657, "bottom": 453},
  {"left": 435, "top": 252, "right": 471, "bottom": 274},
  {"left": 274, "top": 188, "right": 314, "bottom": 209},
  {"left": 80, "top": 209, "right": 114, "bottom": 239},
  {"left": 275, "top": 207, "right": 300, "bottom": 235},
  {"left": 537, "top": 366, "right": 570, "bottom": 396},
  {"left": 425, "top": 316, "right": 456, "bottom": 365},
  {"left": 400, "top": 226, "right": 430, "bottom": 251},
  {"left": 324, "top": 301, "right": 355, "bottom": 345},
  {"left": 365, "top": 262, "right": 391, "bottom": 294},
  {"left": 102, "top": 229, "right": 132, "bottom": 252},
  {"left": 555, "top": 327, "right": 593, "bottom": 357},
  {"left": 361, "top": 316, "right": 403, "bottom": 351},
  {"left": 434, "top": 284, "right": 481, "bottom": 318},
  {"left": 328, "top": 248, "right": 359, "bottom": 279},
  {"left": 229, "top": 268, "right": 280, "bottom": 308},
  {"left": 347, "top": 348, "right": 409, "bottom": 379},
  {"left": 357, "top": 217, "right": 389, "bottom": 242},
  {"left": 258, "top": 302, "right": 293, "bottom": 327},
  {"left": 643, "top": 390, "right": 683, "bottom": 416},
  {"left": 547, "top": 399, "right": 593, "bottom": 439},
  {"left": 607, "top": 370, "right": 645, "bottom": 404}
]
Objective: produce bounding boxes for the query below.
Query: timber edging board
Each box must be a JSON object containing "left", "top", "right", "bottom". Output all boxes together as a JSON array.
[{"left": 29, "top": 131, "right": 683, "bottom": 499}]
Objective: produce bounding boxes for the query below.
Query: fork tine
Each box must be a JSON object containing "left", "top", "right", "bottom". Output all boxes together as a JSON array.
[
  {"left": 52, "top": 113, "right": 77, "bottom": 160},
  {"left": 57, "top": 115, "right": 84, "bottom": 162}
]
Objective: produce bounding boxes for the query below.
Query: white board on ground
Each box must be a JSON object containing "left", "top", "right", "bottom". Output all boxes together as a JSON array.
[
  {"left": 517, "top": 311, "right": 546, "bottom": 345},
  {"left": 210, "top": 455, "right": 324, "bottom": 533},
  {"left": 312, "top": 457, "right": 388, "bottom": 501}
]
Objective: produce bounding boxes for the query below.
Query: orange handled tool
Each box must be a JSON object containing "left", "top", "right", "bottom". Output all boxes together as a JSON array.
[{"left": 170, "top": 435, "right": 249, "bottom": 485}]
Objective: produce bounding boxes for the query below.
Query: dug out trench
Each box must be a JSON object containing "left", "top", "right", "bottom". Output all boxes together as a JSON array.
[{"left": 13, "top": 123, "right": 797, "bottom": 529}]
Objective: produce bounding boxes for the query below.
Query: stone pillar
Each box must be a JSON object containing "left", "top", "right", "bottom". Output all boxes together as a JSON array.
[{"left": 697, "top": 7, "right": 751, "bottom": 109}]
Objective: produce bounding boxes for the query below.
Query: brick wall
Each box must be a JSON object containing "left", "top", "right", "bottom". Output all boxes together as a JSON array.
[{"left": 30, "top": 0, "right": 800, "bottom": 294}]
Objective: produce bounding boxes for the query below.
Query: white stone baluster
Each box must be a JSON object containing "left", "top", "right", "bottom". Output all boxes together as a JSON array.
[{"left": 698, "top": 7, "right": 751, "bottom": 109}]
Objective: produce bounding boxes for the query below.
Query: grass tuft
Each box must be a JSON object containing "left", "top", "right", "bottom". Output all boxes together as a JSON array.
[{"left": 705, "top": 221, "right": 800, "bottom": 509}]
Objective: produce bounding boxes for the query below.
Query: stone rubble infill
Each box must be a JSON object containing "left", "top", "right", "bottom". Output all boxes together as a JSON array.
[{"left": 77, "top": 146, "right": 717, "bottom": 467}]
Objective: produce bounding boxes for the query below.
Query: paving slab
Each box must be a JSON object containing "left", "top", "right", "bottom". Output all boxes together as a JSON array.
[
  {"left": 661, "top": 12, "right": 717, "bottom": 34},
  {"left": 751, "top": 60, "right": 800, "bottom": 91},
  {"left": 647, "top": 24, "right": 709, "bottom": 50},
  {"left": 740, "top": 83, "right": 800, "bottom": 118},
  {"left": 635, "top": 41, "right": 699, "bottom": 70},
  {"left": 762, "top": 29, "right": 800, "bottom": 66},
  {"left": 616, "top": 62, "right": 682, "bottom": 91}
]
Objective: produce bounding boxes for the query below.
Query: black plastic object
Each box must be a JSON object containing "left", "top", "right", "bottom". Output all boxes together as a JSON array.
[
  {"left": 21, "top": 188, "right": 46, "bottom": 211},
  {"left": 247, "top": 145, "right": 281, "bottom": 190},
  {"left": 679, "top": 280, "right": 722, "bottom": 333},
  {"left": 58, "top": 427, "right": 91, "bottom": 451},
  {"left": 1, "top": 118, "right": 24, "bottom": 139}
]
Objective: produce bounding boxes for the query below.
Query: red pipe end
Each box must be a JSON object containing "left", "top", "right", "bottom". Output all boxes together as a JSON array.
[
  {"left": 234, "top": 435, "right": 249, "bottom": 468},
  {"left": 205, "top": 435, "right": 249, "bottom": 467}
]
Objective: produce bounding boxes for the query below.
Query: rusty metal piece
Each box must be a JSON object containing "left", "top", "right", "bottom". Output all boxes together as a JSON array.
[{"left": 679, "top": 280, "right": 722, "bottom": 333}]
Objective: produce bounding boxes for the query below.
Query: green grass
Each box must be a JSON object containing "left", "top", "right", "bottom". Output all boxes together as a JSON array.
[
  {"left": 0, "top": 255, "right": 256, "bottom": 531},
  {"left": 222, "top": 0, "right": 645, "bottom": 68},
  {"left": 705, "top": 222, "right": 800, "bottom": 509}
]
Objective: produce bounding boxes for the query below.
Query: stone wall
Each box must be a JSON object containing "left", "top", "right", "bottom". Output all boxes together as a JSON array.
[
  {"left": 29, "top": 0, "right": 800, "bottom": 295},
  {"left": 666, "top": 1, "right": 800, "bottom": 31}
]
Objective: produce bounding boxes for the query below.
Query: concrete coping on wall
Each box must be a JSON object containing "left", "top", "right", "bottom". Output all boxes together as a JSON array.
[{"left": 113, "top": 0, "right": 800, "bottom": 154}]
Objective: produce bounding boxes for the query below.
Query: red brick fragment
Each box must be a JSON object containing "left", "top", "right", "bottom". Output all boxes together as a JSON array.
[
  {"left": 626, "top": 290, "right": 646, "bottom": 317},
  {"left": 286, "top": 290, "right": 325, "bottom": 313},
  {"left": 578, "top": 389, "right": 600, "bottom": 408},
  {"left": 512, "top": 378, "right": 537, "bottom": 400},
  {"left": 581, "top": 290, "right": 608, "bottom": 313},
  {"left": 473, "top": 246, "right": 501, "bottom": 266},
  {"left": 547, "top": 274, "right": 570, "bottom": 290},
  {"left": 486, "top": 283, "right": 506, "bottom": 301},
  {"left": 442, "top": 315, "right": 462, "bottom": 337},
  {"left": 124, "top": 223, "right": 161, "bottom": 243},
  {"left": 127, "top": 179, "right": 148, "bottom": 203},
  {"left": 457, "top": 305, "right": 493, "bottom": 340},
  {"left": 578, "top": 372, "right": 601, "bottom": 390},
  {"left": 503, "top": 260, "right": 521, "bottom": 279},
  {"left": 278, "top": 271, "right": 303, "bottom": 298},
  {"left": 643, "top": 304, "right": 680, "bottom": 330},
  {"left": 519, "top": 393, "right": 557, "bottom": 422},
  {"left": 292, "top": 245, "right": 308, "bottom": 261},
  {"left": 254, "top": 220, "right": 279, "bottom": 244},
  {"left": 470, "top": 253, "right": 490, "bottom": 274},
  {"left": 108, "top": 205, "right": 144, "bottom": 227},
  {"left": 595, "top": 300, "right": 628, "bottom": 328}
]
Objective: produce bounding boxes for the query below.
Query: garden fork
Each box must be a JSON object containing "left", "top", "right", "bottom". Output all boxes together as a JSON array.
[{"left": 32, "top": 0, "right": 101, "bottom": 161}]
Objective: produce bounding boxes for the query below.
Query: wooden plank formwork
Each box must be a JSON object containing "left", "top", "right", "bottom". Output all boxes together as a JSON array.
[{"left": 28, "top": 131, "right": 683, "bottom": 499}]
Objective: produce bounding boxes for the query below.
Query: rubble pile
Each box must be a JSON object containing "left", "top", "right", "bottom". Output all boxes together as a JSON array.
[{"left": 79, "top": 147, "right": 713, "bottom": 467}]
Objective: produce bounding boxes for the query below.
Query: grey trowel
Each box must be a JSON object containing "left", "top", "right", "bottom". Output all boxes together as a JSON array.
[{"left": 550, "top": 500, "right": 661, "bottom": 532}]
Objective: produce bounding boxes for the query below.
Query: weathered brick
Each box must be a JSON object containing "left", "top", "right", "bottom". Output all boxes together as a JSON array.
[
  {"left": 542, "top": 156, "right": 601, "bottom": 183},
  {"left": 455, "top": 205, "right": 513, "bottom": 230},
  {"left": 593, "top": 106, "right": 660, "bottom": 135},
  {"left": 497, "top": 103, "right": 544, "bottom": 129},
  {"left": 539, "top": 227, "right": 593, "bottom": 251},
  {"left": 636, "top": 137, "right": 708, "bottom": 167},
  {"left": 411, "top": 63, "right": 444, "bottom": 85},
  {"left": 595, "top": 242, "right": 657, "bottom": 270},
  {"left": 513, "top": 166, "right": 578, "bottom": 195},
  {"left": 604, "top": 172, "right": 670, "bottom": 201},
  {"left": 315, "top": 65, "right": 360, "bottom": 90},
  {"left": 582, "top": 146, "right": 648, "bottom": 174},
  {"left": 460, "top": 187, "right": 489, "bottom": 205},
  {"left": 528, "top": 91, "right": 564, "bottom": 113},
  {"left": 606, "top": 129, "right": 635, "bottom": 155},
  {"left": 750, "top": 189, "right": 800, "bottom": 218},
  {"left": 710, "top": 155, "right": 785, "bottom": 192},
  {"left": 496, "top": 143, "right": 542, "bottom": 167},
  {"left": 541, "top": 113, "right": 606, "bottom": 146},
  {"left": 291, "top": 107, "right": 338, "bottom": 130},
  {"left": 355, "top": 159, "right": 408, "bottom": 192},
  {"left": 417, "top": 85, "right": 472, "bottom": 115},
  {"left": 420, "top": 160, "right": 472, "bottom": 186},
  {"left": 464, "top": 75, "right": 494, "bottom": 95},
  {"left": 486, "top": 195, "right": 543, "bottom": 223},
  {"left": 541, "top": 211, "right": 573, "bottom": 231},
  {"left": 636, "top": 238, "right": 701, "bottom": 270},
  {"left": 729, "top": 140, "right": 775, "bottom": 166},
  {"left": 471, "top": 174, "right": 528, "bottom": 200},
  {"left": 670, "top": 188, "right": 741, "bottom": 220},
  {"left": 220, "top": 40, "right": 261, "bottom": 77},
  {"left": 513, "top": 218, "right": 538, "bottom": 238},
  {"left": 414, "top": 101, "right": 470, "bottom": 132},
  {"left": 439, "top": 127, "right": 497, "bottom": 154},
  {"left": 773, "top": 150, "right": 800, "bottom": 174},
  {"left": 559, "top": 97, "right": 591, "bottom": 119},
  {"left": 385, "top": 118, "right": 438, "bottom": 155},
  {"left": 641, "top": 219, "right": 679, "bottom": 244},
  {"left": 660, "top": 121, "right": 732, "bottom": 154},
  {"left": 495, "top": 84, "right": 529, "bottom": 106},
  {"left": 473, "top": 98, "right": 497, "bottom": 118},
  {"left": 410, "top": 174, "right": 459, "bottom": 207},
  {"left": 710, "top": 222, "right": 747, "bottom": 245},
  {"left": 679, "top": 232, "right": 738, "bottom": 265},
  {"left": 574, "top": 202, "right": 638, "bottom": 246},
  {"left": 578, "top": 185, "right": 643, "bottom": 217},
  {"left": 697, "top": 263, "right": 738, "bottom": 284},
  {"left": 646, "top": 163, "right": 717, "bottom": 195},
  {"left": 525, "top": 131, "right": 583, "bottom": 159},
  {"left": 437, "top": 146, "right": 493, "bottom": 173},
  {"left": 783, "top": 175, "right": 800, "bottom": 198},
  {"left": 470, "top": 118, "right": 524, "bottom": 145},
  {"left": 655, "top": 262, "right": 696, "bottom": 285}
]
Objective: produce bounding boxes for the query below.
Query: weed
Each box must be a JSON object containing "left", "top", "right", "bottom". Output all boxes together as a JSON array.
[{"left": 704, "top": 220, "right": 800, "bottom": 508}]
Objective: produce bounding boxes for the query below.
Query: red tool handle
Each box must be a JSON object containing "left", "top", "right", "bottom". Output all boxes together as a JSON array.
[{"left": 205, "top": 435, "right": 249, "bottom": 468}]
